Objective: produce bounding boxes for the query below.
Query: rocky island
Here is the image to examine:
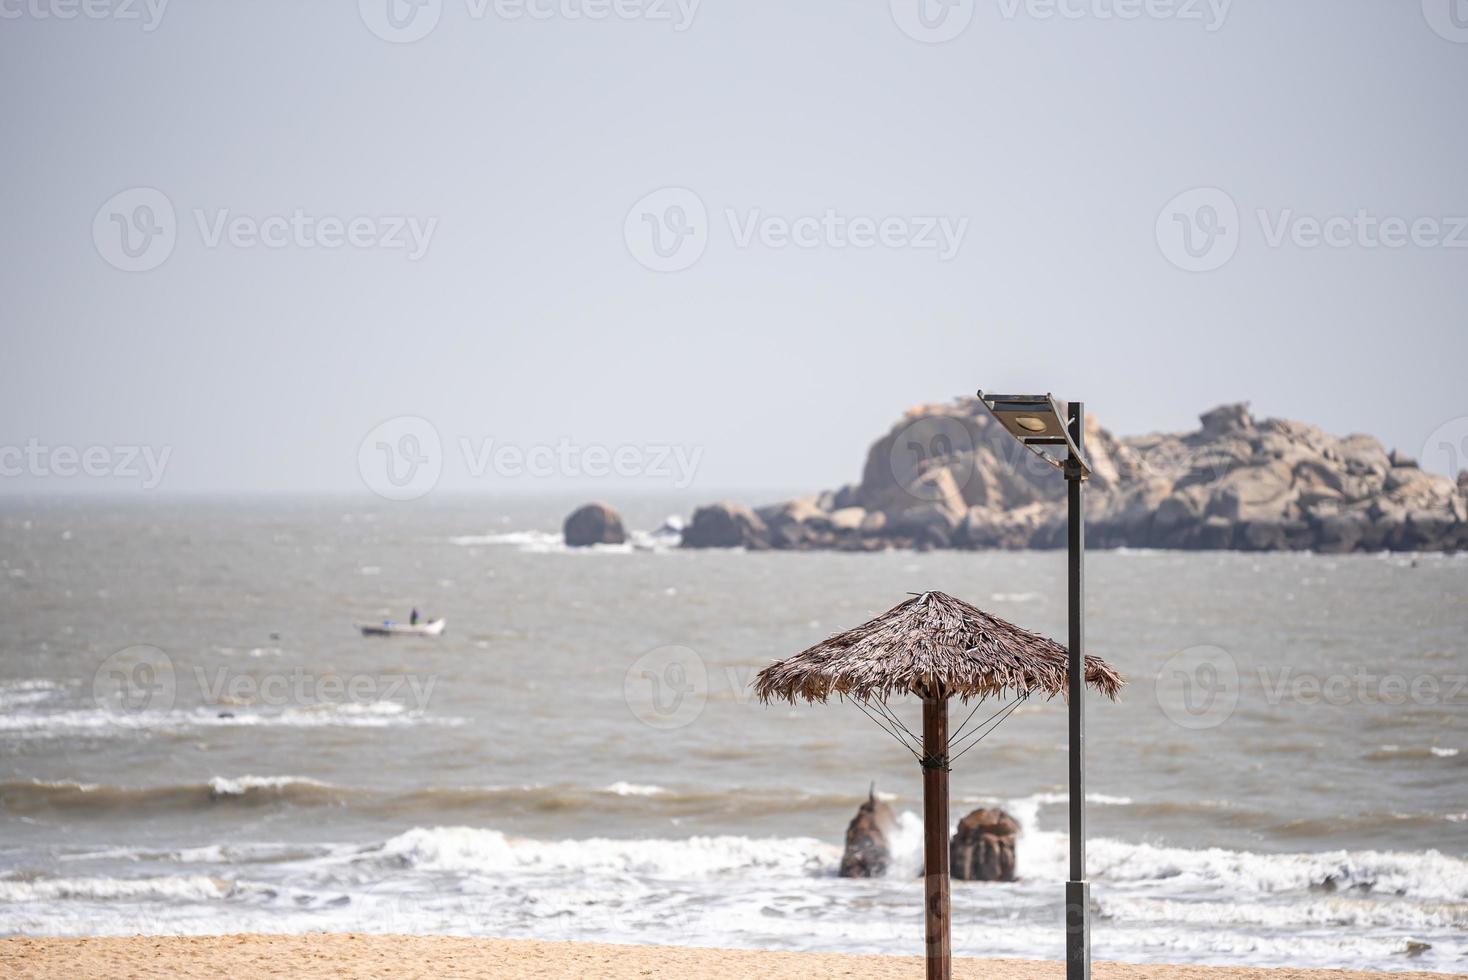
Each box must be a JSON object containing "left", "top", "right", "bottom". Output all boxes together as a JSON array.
[{"left": 679, "top": 398, "right": 1467, "bottom": 553}]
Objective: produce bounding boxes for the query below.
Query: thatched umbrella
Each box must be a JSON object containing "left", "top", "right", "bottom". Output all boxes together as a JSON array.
[{"left": 753, "top": 590, "right": 1122, "bottom": 980}]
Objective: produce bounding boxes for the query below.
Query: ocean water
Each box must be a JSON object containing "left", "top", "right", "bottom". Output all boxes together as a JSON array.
[{"left": 1, "top": 495, "right": 1465, "bottom": 973}]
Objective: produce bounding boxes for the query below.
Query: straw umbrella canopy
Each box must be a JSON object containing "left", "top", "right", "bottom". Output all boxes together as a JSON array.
[
  {"left": 753, "top": 590, "right": 1123, "bottom": 980},
  {"left": 754, "top": 590, "right": 1122, "bottom": 705}
]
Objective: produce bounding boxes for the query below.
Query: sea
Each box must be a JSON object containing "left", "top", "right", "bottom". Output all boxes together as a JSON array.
[{"left": 1, "top": 494, "right": 1465, "bottom": 973}]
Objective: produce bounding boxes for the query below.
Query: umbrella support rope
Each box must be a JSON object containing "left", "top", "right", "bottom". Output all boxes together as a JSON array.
[
  {"left": 948, "top": 693, "right": 1029, "bottom": 765},
  {"left": 946, "top": 692, "right": 1026, "bottom": 756},
  {"left": 947, "top": 691, "right": 1023, "bottom": 748},
  {"left": 947, "top": 696, "right": 988, "bottom": 746},
  {"left": 871, "top": 697, "right": 923, "bottom": 748},
  {"left": 846, "top": 691, "right": 1029, "bottom": 769},
  {"left": 849, "top": 697, "right": 923, "bottom": 761},
  {"left": 949, "top": 696, "right": 1027, "bottom": 764},
  {"left": 852, "top": 698, "right": 919, "bottom": 756}
]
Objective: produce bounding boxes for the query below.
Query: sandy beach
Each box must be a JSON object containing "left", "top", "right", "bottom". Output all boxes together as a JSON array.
[{"left": 1, "top": 936, "right": 1459, "bottom": 979}]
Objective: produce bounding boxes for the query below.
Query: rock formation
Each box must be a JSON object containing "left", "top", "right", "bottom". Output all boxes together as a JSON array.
[
  {"left": 838, "top": 786, "right": 898, "bottom": 878},
  {"left": 562, "top": 502, "right": 626, "bottom": 547},
  {"left": 680, "top": 398, "right": 1467, "bottom": 553},
  {"left": 681, "top": 502, "right": 770, "bottom": 549},
  {"left": 949, "top": 807, "right": 1019, "bottom": 882}
]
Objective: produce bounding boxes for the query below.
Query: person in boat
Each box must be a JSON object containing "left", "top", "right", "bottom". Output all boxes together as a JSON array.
[{"left": 410, "top": 608, "right": 420, "bottom": 626}]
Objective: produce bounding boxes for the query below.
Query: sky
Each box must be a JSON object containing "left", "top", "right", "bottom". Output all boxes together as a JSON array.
[{"left": 1, "top": 0, "right": 1465, "bottom": 497}]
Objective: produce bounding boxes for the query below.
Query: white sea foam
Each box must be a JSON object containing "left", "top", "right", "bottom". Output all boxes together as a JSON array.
[
  {"left": 1086, "top": 839, "right": 1468, "bottom": 902},
  {"left": 169, "top": 842, "right": 346, "bottom": 864},
  {"left": 1100, "top": 894, "right": 1468, "bottom": 931},
  {"left": 0, "top": 679, "right": 66, "bottom": 708},
  {"left": 447, "top": 528, "right": 678, "bottom": 554},
  {"left": 600, "top": 782, "right": 669, "bottom": 797},
  {"left": 1088, "top": 923, "right": 1443, "bottom": 967},
  {"left": 994, "top": 790, "right": 1135, "bottom": 809},
  {"left": 12, "top": 778, "right": 101, "bottom": 792},
  {"left": 449, "top": 531, "right": 562, "bottom": 549},
  {"left": 1371, "top": 744, "right": 1460, "bottom": 760},
  {"left": 0, "top": 876, "right": 239, "bottom": 904},
  {"left": 1087, "top": 793, "right": 1135, "bottom": 805},
  {"left": 207, "top": 775, "right": 330, "bottom": 796},
  {"left": 883, "top": 811, "right": 927, "bottom": 879},
  {"left": 57, "top": 841, "right": 348, "bottom": 866},
  {"left": 375, "top": 825, "right": 838, "bottom": 878}
]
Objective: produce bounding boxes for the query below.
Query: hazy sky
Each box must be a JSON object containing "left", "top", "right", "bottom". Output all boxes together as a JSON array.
[{"left": 2, "top": 1, "right": 1465, "bottom": 497}]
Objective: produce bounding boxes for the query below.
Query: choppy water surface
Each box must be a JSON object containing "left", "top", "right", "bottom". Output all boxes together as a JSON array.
[{"left": 1, "top": 495, "right": 1465, "bottom": 972}]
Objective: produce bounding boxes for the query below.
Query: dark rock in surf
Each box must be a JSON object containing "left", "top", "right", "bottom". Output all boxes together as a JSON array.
[
  {"left": 563, "top": 502, "right": 626, "bottom": 547},
  {"left": 681, "top": 502, "right": 769, "bottom": 549},
  {"left": 838, "top": 786, "right": 897, "bottom": 878},
  {"left": 949, "top": 807, "right": 1019, "bottom": 882}
]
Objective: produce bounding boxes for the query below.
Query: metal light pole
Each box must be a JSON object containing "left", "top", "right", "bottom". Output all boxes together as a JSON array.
[
  {"left": 1064, "top": 401, "right": 1089, "bottom": 980},
  {"left": 975, "top": 391, "right": 1092, "bottom": 980}
]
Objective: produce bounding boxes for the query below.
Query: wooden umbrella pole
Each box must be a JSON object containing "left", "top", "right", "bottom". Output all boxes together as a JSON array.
[{"left": 922, "top": 694, "right": 952, "bottom": 980}]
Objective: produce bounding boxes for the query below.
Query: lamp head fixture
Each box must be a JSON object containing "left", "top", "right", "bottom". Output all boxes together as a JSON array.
[{"left": 976, "top": 390, "right": 1091, "bottom": 479}]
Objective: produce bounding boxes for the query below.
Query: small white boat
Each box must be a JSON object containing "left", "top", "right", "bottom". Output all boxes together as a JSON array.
[{"left": 358, "top": 618, "right": 446, "bottom": 638}]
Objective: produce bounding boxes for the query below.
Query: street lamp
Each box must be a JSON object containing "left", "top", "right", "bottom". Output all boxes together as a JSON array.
[{"left": 976, "top": 390, "right": 1092, "bottom": 980}]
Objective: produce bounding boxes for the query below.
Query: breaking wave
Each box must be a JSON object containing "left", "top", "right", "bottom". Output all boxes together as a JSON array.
[{"left": 370, "top": 825, "right": 838, "bottom": 878}]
